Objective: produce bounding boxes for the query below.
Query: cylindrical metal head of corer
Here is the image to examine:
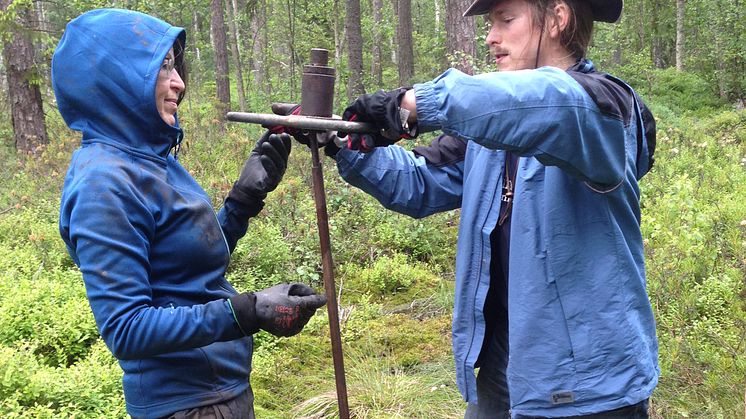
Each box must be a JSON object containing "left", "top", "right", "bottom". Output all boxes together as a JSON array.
[{"left": 300, "top": 48, "right": 336, "bottom": 118}]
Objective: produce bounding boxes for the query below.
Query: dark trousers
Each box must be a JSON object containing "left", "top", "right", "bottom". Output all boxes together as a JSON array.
[
  {"left": 464, "top": 301, "right": 511, "bottom": 419},
  {"left": 163, "top": 387, "right": 255, "bottom": 419},
  {"left": 513, "top": 400, "right": 649, "bottom": 419}
]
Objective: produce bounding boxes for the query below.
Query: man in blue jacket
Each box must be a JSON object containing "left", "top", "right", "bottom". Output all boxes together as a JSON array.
[
  {"left": 315, "top": 0, "right": 659, "bottom": 417},
  {"left": 52, "top": 9, "right": 326, "bottom": 418}
]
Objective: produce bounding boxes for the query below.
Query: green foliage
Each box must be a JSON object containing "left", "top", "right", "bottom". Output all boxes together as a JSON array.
[
  {"left": 345, "top": 253, "right": 417, "bottom": 295},
  {"left": 3, "top": 16, "right": 746, "bottom": 414},
  {"left": 0, "top": 268, "right": 98, "bottom": 368},
  {"left": 589, "top": 0, "right": 746, "bottom": 104},
  {"left": 292, "top": 354, "right": 463, "bottom": 419},
  {"left": 250, "top": 298, "right": 458, "bottom": 417},
  {"left": 0, "top": 208, "right": 72, "bottom": 269},
  {"left": 0, "top": 341, "right": 126, "bottom": 418},
  {"left": 319, "top": 175, "right": 458, "bottom": 271},
  {"left": 227, "top": 219, "right": 295, "bottom": 290},
  {"left": 611, "top": 67, "right": 728, "bottom": 118},
  {"left": 340, "top": 253, "right": 441, "bottom": 305},
  {"left": 0, "top": 0, "right": 35, "bottom": 41},
  {"left": 639, "top": 107, "right": 746, "bottom": 418}
]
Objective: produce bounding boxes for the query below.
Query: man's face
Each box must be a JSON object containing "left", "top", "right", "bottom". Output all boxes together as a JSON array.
[
  {"left": 485, "top": 0, "right": 541, "bottom": 71},
  {"left": 155, "top": 47, "right": 185, "bottom": 126}
]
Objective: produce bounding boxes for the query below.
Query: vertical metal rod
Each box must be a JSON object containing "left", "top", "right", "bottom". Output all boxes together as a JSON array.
[{"left": 309, "top": 133, "right": 350, "bottom": 419}]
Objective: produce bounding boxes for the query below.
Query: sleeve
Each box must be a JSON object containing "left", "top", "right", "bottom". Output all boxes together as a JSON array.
[
  {"left": 62, "top": 170, "right": 244, "bottom": 360},
  {"left": 334, "top": 134, "right": 466, "bottom": 219},
  {"left": 216, "top": 197, "right": 252, "bottom": 253},
  {"left": 636, "top": 95, "right": 657, "bottom": 175},
  {"left": 413, "top": 67, "right": 629, "bottom": 187}
]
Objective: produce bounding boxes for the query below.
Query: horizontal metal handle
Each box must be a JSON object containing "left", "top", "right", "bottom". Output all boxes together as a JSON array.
[{"left": 226, "top": 112, "right": 378, "bottom": 134}]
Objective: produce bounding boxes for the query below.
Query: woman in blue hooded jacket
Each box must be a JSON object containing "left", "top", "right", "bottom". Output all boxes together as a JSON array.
[
  {"left": 52, "top": 9, "right": 326, "bottom": 419},
  {"left": 305, "top": 0, "right": 660, "bottom": 417}
]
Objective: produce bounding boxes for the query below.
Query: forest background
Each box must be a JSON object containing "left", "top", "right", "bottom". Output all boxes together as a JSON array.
[{"left": 1, "top": 0, "right": 745, "bottom": 417}]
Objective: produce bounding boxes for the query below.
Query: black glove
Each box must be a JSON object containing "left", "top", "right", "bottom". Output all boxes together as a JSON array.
[
  {"left": 229, "top": 283, "right": 327, "bottom": 337},
  {"left": 341, "top": 87, "right": 417, "bottom": 152},
  {"left": 269, "top": 103, "right": 341, "bottom": 157},
  {"left": 227, "top": 132, "right": 292, "bottom": 217},
  {"left": 266, "top": 103, "right": 303, "bottom": 136}
]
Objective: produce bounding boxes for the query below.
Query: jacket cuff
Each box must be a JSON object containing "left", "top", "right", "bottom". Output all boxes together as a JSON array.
[
  {"left": 228, "top": 293, "right": 261, "bottom": 336},
  {"left": 225, "top": 187, "right": 265, "bottom": 218},
  {"left": 412, "top": 80, "right": 441, "bottom": 131}
]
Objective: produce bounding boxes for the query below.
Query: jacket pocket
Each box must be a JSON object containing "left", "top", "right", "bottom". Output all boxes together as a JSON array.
[{"left": 547, "top": 217, "right": 626, "bottom": 377}]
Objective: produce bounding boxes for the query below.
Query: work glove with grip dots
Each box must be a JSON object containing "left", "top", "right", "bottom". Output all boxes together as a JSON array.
[
  {"left": 227, "top": 131, "right": 291, "bottom": 217},
  {"left": 340, "top": 87, "right": 418, "bottom": 153},
  {"left": 270, "top": 102, "right": 342, "bottom": 157},
  {"left": 229, "top": 283, "right": 327, "bottom": 337}
]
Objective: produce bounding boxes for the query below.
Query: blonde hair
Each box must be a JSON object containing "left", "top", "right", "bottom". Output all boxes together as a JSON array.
[{"left": 528, "top": 0, "right": 594, "bottom": 59}]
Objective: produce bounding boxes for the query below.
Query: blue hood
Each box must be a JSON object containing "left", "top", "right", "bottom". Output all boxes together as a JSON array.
[{"left": 52, "top": 8, "right": 186, "bottom": 158}]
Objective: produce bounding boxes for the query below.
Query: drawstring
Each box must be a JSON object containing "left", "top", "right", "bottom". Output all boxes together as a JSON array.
[
  {"left": 172, "top": 131, "right": 183, "bottom": 159},
  {"left": 534, "top": 15, "right": 545, "bottom": 69},
  {"left": 534, "top": 30, "right": 543, "bottom": 69}
]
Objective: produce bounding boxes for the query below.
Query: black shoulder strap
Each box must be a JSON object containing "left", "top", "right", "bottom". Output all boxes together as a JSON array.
[{"left": 412, "top": 134, "right": 468, "bottom": 167}]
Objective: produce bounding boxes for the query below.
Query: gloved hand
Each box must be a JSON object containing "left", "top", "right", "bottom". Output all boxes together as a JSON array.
[
  {"left": 270, "top": 103, "right": 341, "bottom": 157},
  {"left": 229, "top": 283, "right": 327, "bottom": 337},
  {"left": 227, "top": 131, "right": 292, "bottom": 217},
  {"left": 265, "top": 103, "right": 303, "bottom": 137},
  {"left": 341, "top": 87, "right": 417, "bottom": 152}
]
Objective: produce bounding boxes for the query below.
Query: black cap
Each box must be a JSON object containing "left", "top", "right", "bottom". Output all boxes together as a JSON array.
[{"left": 463, "top": 0, "right": 623, "bottom": 23}]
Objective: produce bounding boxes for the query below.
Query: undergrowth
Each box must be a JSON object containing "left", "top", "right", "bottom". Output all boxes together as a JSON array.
[{"left": 1, "top": 72, "right": 744, "bottom": 417}]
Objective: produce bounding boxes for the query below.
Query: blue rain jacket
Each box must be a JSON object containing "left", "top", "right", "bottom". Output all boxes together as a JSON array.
[
  {"left": 334, "top": 64, "right": 659, "bottom": 417},
  {"left": 52, "top": 9, "right": 251, "bottom": 418}
]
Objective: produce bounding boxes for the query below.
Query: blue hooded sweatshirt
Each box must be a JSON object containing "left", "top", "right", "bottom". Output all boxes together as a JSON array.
[{"left": 52, "top": 9, "right": 253, "bottom": 418}]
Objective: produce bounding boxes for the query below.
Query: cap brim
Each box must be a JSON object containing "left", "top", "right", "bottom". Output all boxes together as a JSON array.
[
  {"left": 464, "top": 0, "right": 623, "bottom": 23},
  {"left": 589, "top": 0, "right": 623, "bottom": 22},
  {"left": 463, "top": 0, "right": 494, "bottom": 17}
]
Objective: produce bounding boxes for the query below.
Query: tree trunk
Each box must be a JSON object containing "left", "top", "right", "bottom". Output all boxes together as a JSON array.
[
  {"left": 285, "top": 0, "right": 298, "bottom": 102},
  {"left": 33, "top": 0, "right": 52, "bottom": 98},
  {"left": 259, "top": 0, "right": 271, "bottom": 97},
  {"left": 445, "top": 0, "right": 476, "bottom": 74},
  {"left": 225, "top": 0, "right": 247, "bottom": 111},
  {"left": 1, "top": 1, "right": 48, "bottom": 154},
  {"left": 0, "top": 52, "right": 6, "bottom": 96},
  {"left": 192, "top": 9, "right": 203, "bottom": 74},
  {"left": 371, "top": 0, "right": 383, "bottom": 87},
  {"left": 33, "top": 0, "right": 47, "bottom": 32},
  {"left": 345, "top": 0, "right": 366, "bottom": 100},
  {"left": 736, "top": 0, "right": 745, "bottom": 103},
  {"left": 636, "top": 0, "right": 645, "bottom": 52},
  {"left": 248, "top": 0, "right": 265, "bottom": 88},
  {"left": 210, "top": 0, "right": 231, "bottom": 120},
  {"left": 396, "top": 0, "right": 415, "bottom": 85},
  {"left": 650, "top": 0, "right": 665, "bottom": 68},
  {"left": 675, "top": 0, "right": 684, "bottom": 71},
  {"left": 230, "top": 0, "right": 245, "bottom": 51},
  {"left": 391, "top": 0, "right": 398, "bottom": 65},
  {"left": 333, "top": 0, "right": 346, "bottom": 109},
  {"left": 712, "top": 20, "right": 727, "bottom": 99}
]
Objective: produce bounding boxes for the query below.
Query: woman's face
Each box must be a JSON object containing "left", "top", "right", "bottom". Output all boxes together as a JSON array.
[
  {"left": 155, "top": 47, "right": 185, "bottom": 126},
  {"left": 485, "top": 0, "right": 541, "bottom": 71}
]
